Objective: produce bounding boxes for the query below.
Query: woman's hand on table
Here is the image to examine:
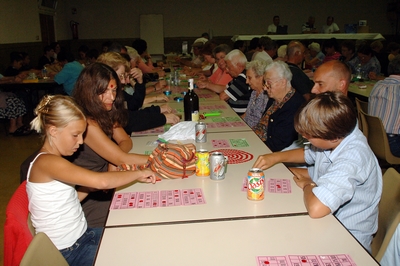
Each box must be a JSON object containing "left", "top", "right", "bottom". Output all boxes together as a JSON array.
[
  {"left": 143, "top": 94, "right": 168, "bottom": 105},
  {"left": 164, "top": 113, "right": 180, "bottom": 125},
  {"left": 196, "top": 80, "right": 209, "bottom": 89}
]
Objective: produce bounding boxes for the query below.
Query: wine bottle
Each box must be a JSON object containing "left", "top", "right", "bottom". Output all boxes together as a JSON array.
[{"left": 184, "top": 78, "right": 199, "bottom": 121}]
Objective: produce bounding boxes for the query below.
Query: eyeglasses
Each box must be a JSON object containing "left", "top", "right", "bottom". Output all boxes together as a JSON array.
[{"left": 263, "top": 78, "right": 281, "bottom": 88}]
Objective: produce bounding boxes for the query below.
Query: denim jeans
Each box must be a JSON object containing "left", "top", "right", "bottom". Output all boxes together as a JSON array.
[
  {"left": 388, "top": 134, "right": 400, "bottom": 157},
  {"left": 60, "top": 227, "right": 103, "bottom": 266}
]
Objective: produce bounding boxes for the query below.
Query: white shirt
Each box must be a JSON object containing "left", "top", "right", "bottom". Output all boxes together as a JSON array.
[
  {"left": 267, "top": 24, "right": 277, "bottom": 33},
  {"left": 322, "top": 23, "right": 339, "bottom": 33}
]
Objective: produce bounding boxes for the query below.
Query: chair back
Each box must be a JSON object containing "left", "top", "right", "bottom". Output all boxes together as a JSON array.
[
  {"left": 3, "top": 181, "right": 33, "bottom": 266},
  {"left": 371, "top": 168, "right": 400, "bottom": 261},
  {"left": 20, "top": 232, "right": 68, "bottom": 266},
  {"left": 355, "top": 98, "right": 368, "bottom": 137},
  {"left": 362, "top": 110, "right": 400, "bottom": 165}
]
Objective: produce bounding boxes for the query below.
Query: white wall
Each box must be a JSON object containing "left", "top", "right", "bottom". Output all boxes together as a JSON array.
[{"left": 0, "top": 0, "right": 394, "bottom": 44}]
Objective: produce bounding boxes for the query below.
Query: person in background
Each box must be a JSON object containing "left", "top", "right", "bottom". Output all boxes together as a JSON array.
[
  {"left": 196, "top": 44, "right": 232, "bottom": 93},
  {"left": 86, "top": 48, "right": 99, "bottom": 65},
  {"left": 176, "top": 40, "right": 205, "bottom": 68},
  {"left": 4, "top": 52, "right": 25, "bottom": 77},
  {"left": 322, "top": 38, "right": 341, "bottom": 63},
  {"left": 184, "top": 41, "right": 218, "bottom": 77},
  {"left": 302, "top": 16, "right": 318, "bottom": 33},
  {"left": 130, "top": 39, "right": 165, "bottom": 78},
  {"left": 246, "top": 37, "right": 260, "bottom": 62},
  {"left": 304, "top": 42, "right": 325, "bottom": 69},
  {"left": 267, "top": 15, "right": 281, "bottom": 34},
  {"left": 311, "top": 60, "right": 351, "bottom": 96},
  {"left": 37, "top": 45, "right": 55, "bottom": 69},
  {"left": 253, "top": 92, "right": 382, "bottom": 252},
  {"left": 242, "top": 60, "right": 269, "bottom": 129},
  {"left": 348, "top": 44, "right": 381, "bottom": 76},
  {"left": 101, "top": 41, "right": 112, "bottom": 53},
  {"left": 253, "top": 61, "right": 305, "bottom": 151},
  {"left": 50, "top": 42, "right": 61, "bottom": 61},
  {"left": 321, "top": 16, "right": 340, "bottom": 33},
  {"left": 220, "top": 49, "right": 250, "bottom": 114},
  {"left": 70, "top": 63, "right": 151, "bottom": 228},
  {"left": 368, "top": 55, "right": 400, "bottom": 157},
  {"left": 371, "top": 40, "right": 389, "bottom": 77},
  {"left": 0, "top": 74, "right": 31, "bottom": 136},
  {"left": 27, "top": 95, "right": 156, "bottom": 266},
  {"left": 201, "top": 32, "right": 210, "bottom": 40},
  {"left": 234, "top": 40, "right": 246, "bottom": 53},
  {"left": 77, "top": 45, "right": 90, "bottom": 66},
  {"left": 339, "top": 40, "right": 357, "bottom": 63},
  {"left": 274, "top": 45, "right": 287, "bottom": 61},
  {"left": 54, "top": 50, "right": 84, "bottom": 95},
  {"left": 286, "top": 41, "right": 313, "bottom": 101},
  {"left": 97, "top": 52, "right": 179, "bottom": 134},
  {"left": 388, "top": 42, "right": 400, "bottom": 61},
  {"left": 19, "top": 52, "right": 33, "bottom": 72},
  {"left": 252, "top": 36, "right": 275, "bottom": 64}
]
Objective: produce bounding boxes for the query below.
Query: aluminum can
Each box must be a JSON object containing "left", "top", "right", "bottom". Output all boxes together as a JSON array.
[
  {"left": 195, "top": 149, "right": 210, "bottom": 176},
  {"left": 247, "top": 168, "right": 265, "bottom": 201},
  {"left": 195, "top": 122, "right": 207, "bottom": 143},
  {"left": 209, "top": 152, "right": 228, "bottom": 180}
]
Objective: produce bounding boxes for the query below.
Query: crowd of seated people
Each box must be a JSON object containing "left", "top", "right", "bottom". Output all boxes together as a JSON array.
[{"left": 5, "top": 25, "right": 399, "bottom": 264}]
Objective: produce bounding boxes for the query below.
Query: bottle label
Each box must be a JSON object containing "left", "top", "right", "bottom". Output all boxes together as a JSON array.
[{"left": 192, "top": 111, "right": 199, "bottom": 122}]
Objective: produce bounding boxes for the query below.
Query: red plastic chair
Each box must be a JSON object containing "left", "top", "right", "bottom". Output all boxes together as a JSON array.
[{"left": 3, "top": 181, "right": 33, "bottom": 266}]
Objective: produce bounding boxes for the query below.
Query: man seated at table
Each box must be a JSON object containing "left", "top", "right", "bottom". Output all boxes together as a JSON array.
[
  {"left": 267, "top": 15, "right": 280, "bottom": 34},
  {"left": 368, "top": 55, "right": 400, "bottom": 157},
  {"left": 221, "top": 49, "right": 251, "bottom": 114},
  {"left": 339, "top": 40, "right": 357, "bottom": 63},
  {"left": 311, "top": 60, "right": 351, "bottom": 96},
  {"left": 176, "top": 39, "right": 206, "bottom": 68},
  {"left": 302, "top": 16, "right": 318, "bottom": 33},
  {"left": 321, "top": 16, "right": 340, "bottom": 33},
  {"left": 37, "top": 45, "right": 55, "bottom": 70},
  {"left": 253, "top": 91, "right": 382, "bottom": 252},
  {"left": 286, "top": 41, "right": 314, "bottom": 101},
  {"left": 54, "top": 50, "right": 84, "bottom": 95}
]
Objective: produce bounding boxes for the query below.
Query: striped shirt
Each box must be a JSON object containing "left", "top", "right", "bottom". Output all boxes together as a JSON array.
[
  {"left": 368, "top": 75, "right": 400, "bottom": 134},
  {"left": 305, "top": 127, "right": 382, "bottom": 252},
  {"left": 224, "top": 71, "right": 251, "bottom": 114}
]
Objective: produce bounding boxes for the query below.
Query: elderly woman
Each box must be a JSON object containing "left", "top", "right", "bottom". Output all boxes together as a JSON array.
[
  {"left": 196, "top": 44, "right": 232, "bottom": 93},
  {"left": 253, "top": 61, "right": 305, "bottom": 152},
  {"left": 305, "top": 42, "right": 325, "bottom": 69},
  {"left": 242, "top": 60, "right": 269, "bottom": 129}
]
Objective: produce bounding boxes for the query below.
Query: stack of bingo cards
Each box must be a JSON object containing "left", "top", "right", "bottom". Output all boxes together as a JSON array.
[{"left": 247, "top": 168, "right": 265, "bottom": 200}]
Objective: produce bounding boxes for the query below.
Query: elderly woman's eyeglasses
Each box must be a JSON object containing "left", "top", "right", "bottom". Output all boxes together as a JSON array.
[{"left": 263, "top": 78, "right": 281, "bottom": 88}]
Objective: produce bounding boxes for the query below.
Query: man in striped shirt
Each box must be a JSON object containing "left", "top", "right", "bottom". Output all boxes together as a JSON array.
[
  {"left": 221, "top": 49, "right": 251, "bottom": 114},
  {"left": 369, "top": 55, "right": 400, "bottom": 156}
]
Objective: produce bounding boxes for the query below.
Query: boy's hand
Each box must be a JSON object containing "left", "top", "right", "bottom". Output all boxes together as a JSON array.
[
  {"left": 253, "top": 154, "right": 276, "bottom": 170},
  {"left": 290, "top": 167, "right": 312, "bottom": 190}
]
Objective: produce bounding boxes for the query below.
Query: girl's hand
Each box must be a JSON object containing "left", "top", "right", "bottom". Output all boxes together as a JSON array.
[{"left": 137, "top": 169, "right": 157, "bottom": 184}]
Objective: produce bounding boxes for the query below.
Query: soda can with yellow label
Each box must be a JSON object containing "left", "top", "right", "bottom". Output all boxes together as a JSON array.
[{"left": 195, "top": 149, "right": 210, "bottom": 176}]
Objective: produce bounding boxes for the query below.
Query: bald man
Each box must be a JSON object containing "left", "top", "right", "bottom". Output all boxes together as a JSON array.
[{"left": 311, "top": 60, "right": 351, "bottom": 95}]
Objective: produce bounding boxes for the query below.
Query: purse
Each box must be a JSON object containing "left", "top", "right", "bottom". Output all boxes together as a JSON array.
[{"left": 146, "top": 143, "right": 196, "bottom": 179}]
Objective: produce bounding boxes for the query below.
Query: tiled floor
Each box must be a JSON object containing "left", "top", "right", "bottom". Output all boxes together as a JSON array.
[{"left": 0, "top": 125, "right": 41, "bottom": 265}]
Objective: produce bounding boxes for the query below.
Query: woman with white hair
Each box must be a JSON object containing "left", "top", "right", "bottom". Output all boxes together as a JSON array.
[
  {"left": 253, "top": 61, "right": 305, "bottom": 152},
  {"left": 305, "top": 42, "right": 325, "bottom": 69},
  {"left": 242, "top": 60, "right": 269, "bottom": 129}
]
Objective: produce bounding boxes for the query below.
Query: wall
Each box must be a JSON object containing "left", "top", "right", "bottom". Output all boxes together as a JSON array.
[{"left": 0, "top": 0, "right": 395, "bottom": 70}]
